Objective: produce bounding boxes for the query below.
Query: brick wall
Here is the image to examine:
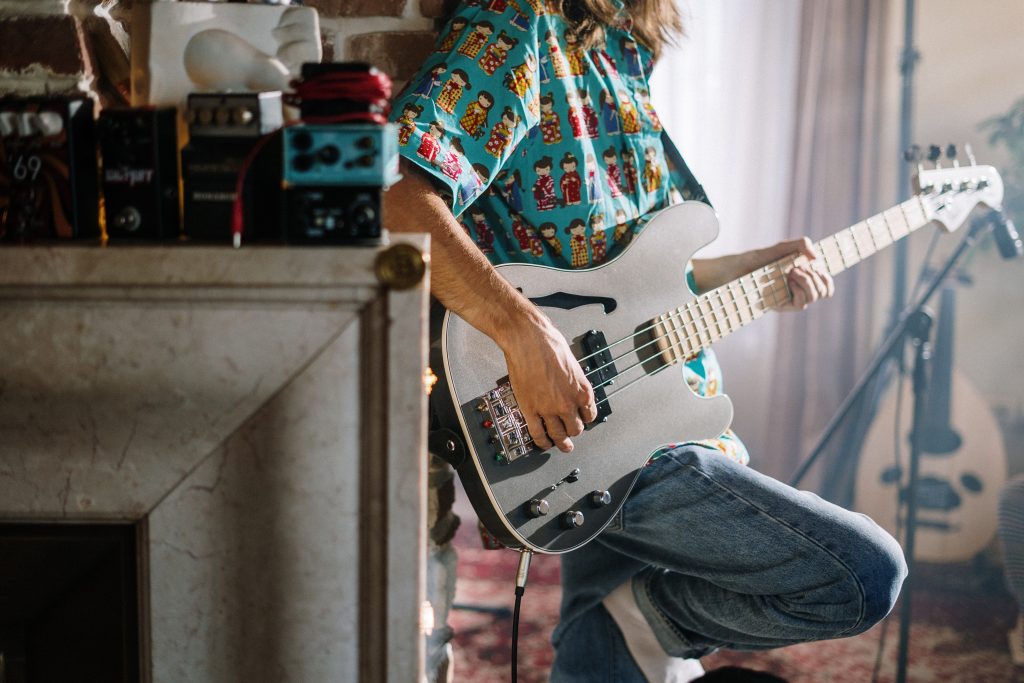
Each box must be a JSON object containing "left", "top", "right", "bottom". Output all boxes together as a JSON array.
[{"left": 0, "top": 1, "right": 461, "bottom": 681}]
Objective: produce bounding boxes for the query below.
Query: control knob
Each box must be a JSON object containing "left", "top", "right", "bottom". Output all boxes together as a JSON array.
[
  {"left": 562, "top": 510, "right": 584, "bottom": 529},
  {"left": 590, "top": 490, "right": 612, "bottom": 507},
  {"left": 525, "top": 499, "right": 549, "bottom": 518}
]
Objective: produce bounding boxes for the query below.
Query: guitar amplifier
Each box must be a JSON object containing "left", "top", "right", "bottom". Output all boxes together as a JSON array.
[
  {"left": 98, "top": 107, "right": 180, "bottom": 240},
  {"left": 0, "top": 96, "right": 99, "bottom": 243}
]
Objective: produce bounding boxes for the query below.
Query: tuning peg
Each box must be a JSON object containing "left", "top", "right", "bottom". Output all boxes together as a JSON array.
[
  {"left": 964, "top": 143, "right": 977, "bottom": 166},
  {"left": 903, "top": 144, "right": 922, "bottom": 163},
  {"left": 927, "top": 144, "right": 942, "bottom": 165}
]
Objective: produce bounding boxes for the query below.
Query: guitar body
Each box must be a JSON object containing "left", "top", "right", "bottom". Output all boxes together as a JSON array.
[
  {"left": 432, "top": 202, "right": 734, "bottom": 553},
  {"left": 854, "top": 371, "right": 1007, "bottom": 562}
]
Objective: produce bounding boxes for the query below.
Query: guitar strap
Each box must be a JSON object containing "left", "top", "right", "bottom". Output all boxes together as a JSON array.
[{"left": 660, "top": 131, "right": 713, "bottom": 208}]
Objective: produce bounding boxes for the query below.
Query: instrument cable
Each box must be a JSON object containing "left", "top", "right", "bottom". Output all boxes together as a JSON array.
[{"left": 512, "top": 549, "right": 533, "bottom": 683}]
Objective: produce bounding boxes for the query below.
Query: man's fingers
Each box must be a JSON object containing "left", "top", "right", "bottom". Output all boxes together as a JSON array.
[
  {"left": 544, "top": 416, "right": 573, "bottom": 453},
  {"left": 562, "top": 411, "right": 585, "bottom": 438},
  {"left": 788, "top": 269, "right": 813, "bottom": 308},
  {"left": 579, "top": 385, "right": 598, "bottom": 424},
  {"left": 524, "top": 412, "right": 552, "bottom": 450}
]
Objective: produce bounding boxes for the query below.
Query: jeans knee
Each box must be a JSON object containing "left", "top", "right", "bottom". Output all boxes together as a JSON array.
[{"left": 848, "top": 523, "right": 907, "bottom": 633}]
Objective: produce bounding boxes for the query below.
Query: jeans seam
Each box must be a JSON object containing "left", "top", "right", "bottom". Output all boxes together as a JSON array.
[{"left": 664, "top": 453, "right": 869, "bottom": 638}]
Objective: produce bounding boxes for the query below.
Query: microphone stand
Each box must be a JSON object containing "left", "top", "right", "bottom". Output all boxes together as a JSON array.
[
  {"left": 790, "top": 211, "right": 994, "bottom": 488},
  {"left": 788, "top": 211, "right": 1000, "bottom": 681}
]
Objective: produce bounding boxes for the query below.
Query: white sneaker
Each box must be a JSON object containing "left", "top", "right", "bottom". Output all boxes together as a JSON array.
[{"left": 602, "top": 579, "right": 705, "bottom": 683}]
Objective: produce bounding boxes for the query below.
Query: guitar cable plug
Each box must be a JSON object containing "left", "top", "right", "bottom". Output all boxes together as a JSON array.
[{"left": 511, "top": 549, "right": 532, "bottom": 683}]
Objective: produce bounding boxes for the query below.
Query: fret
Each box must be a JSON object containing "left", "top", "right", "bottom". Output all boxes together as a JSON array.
[
  {"left": 697, "top": 296, "right": 721, "bottom": 343},
  {"left": 762, "top": 268, "right": 780, "bottom": 308},
  {"left": 913, "top": 195, "right": 933, "bottom": 228},
  {"left": 856, "top": 219, "right": 879, "bottom": 255},
  {"left": 849, "top": 222, "right": 869, "bottom": 261},
  {"left": 818, "top": 237, "right": 844, "bottom": 276},
  {"left": 835, "top": 230, "right": 860, "bottom": 268},
  {"left": 713, "top": 291, "right": 737, "bottom": 334},
  {"left": 726, "top": 282, "right": 749, "bottom": 326},
  {"left": 867, "top": 214, "right": 893, "bottom": 250},
  {"left": 662, "top": 312, "right": 681, "bottom": 361},
  {"left": 684, "top": 302, "right": 707, "bottom": 349},
  {"left": 892, "top": 204, "right": 914, "bottom": 238},
  {"left": 737, "top": 276, "right": 757, "bottom": 318}
]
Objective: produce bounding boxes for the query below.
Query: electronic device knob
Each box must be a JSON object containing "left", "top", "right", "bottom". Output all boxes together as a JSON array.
[
  {"left": 233, "top": 107, "right": 254, "bottom": 126},
  {"left": 590, "top": 490, "right": 612, "bottom": 507},
  {"left": 351, "top": 203, "right": 376, "bottom": 228},
  {"left": 562, "top": 510, "right": 584, "bottom": 529},
  {"left": 292, "top": 153, "right": 315, "bottom": 173},
  {"left": 291, "top": 130, "right": 314, "bottom": 151},
  {"left": 36, "top": 112, "right": 64, "bottom": 136},
  {"left": 525, "top": 499, "right": 550, "bottom": 518},
  {"left": 318, "top": 144, "right": 341, "bottom": 165}
]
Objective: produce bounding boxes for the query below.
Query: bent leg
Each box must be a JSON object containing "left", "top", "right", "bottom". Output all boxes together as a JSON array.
[{"left": 558, "top": 446, "right": 907, "bottom": 661}]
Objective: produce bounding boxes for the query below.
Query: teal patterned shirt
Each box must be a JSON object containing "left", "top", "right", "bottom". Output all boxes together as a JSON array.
[{"left": 391, "top": 0, "right": 749, "bottom": 464}]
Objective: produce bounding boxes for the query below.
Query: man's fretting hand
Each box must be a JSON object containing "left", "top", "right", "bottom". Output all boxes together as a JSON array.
[
  {"left": 764, "top": 237, "right": 835, "bottom": 312},
  {"left": 500, "top": 314, "right": 598, "bottom": 453}
]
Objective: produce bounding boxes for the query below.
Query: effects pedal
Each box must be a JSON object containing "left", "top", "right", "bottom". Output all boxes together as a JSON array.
[
  {"left": 181, "top": 91, "right": 285, "bottom": 243},
  {"left": 282, "top": 123, "right": 399, "bottom": 187},
  {"left": 98, "top": 107, "right": 180, "bottom": 240},
  {"left": 283, "top": 185, "right": 381, "bottom": 245},
  {"left": 0, "top": 96, "right": 99, "bottom": 243},
  {"left": 185, "top": 91, "right": 284, "bottom": 140}
]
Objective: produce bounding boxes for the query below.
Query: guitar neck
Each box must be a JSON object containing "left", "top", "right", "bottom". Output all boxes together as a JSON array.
[{"left": 653, "top": 196, "right": 934, "bottom": 363}]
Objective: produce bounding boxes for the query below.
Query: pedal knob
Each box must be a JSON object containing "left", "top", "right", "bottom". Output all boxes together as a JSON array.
[
  {"left": 525, "top": 499, "right": 549, "bottom": 518},
  {"left": 590, "top": 490, "right": 612, "bottom": 507},
  {"left": 562, "top": 510, "right": 584, "bottom": 529}
]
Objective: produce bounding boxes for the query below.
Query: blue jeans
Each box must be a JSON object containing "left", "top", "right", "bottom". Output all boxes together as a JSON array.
[{"left": 550, "top": 446, "right": 908, "bottom": 682}]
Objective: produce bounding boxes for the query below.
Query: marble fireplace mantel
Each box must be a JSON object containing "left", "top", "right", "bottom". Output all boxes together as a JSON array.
[{"left": 0, "top": 238, "right": 430, "bottom": 682}]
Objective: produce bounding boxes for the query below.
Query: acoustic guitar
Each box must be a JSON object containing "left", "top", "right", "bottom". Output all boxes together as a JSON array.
[{"left": 854, "top": 279, "right": 1008, "bottom": 563}]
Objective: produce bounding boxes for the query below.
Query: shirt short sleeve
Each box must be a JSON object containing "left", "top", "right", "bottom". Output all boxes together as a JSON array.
[{"left": 390, "top": 4, "right": 542, "bottom": 216}]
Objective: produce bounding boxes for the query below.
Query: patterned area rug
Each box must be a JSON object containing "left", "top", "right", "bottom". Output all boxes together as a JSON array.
[{"left": 450, "top": 518, "right": 1020, "bottom": 682}]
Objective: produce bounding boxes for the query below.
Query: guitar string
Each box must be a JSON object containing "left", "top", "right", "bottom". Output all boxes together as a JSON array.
[
  {"left": 581, "top": 269, "right": 793, "bottom": 389},
  {"left": 573, "top": 259, "right": 793, "bottom": 375},
  {"left": 584, "top": 277, "right": 791, "bottom": 394},
  {"left": 569, "top": 200, "right": 921, "bottom": 374},
  {"left": 508, "top": 199, "right": 930, "bottom": 420},
  {"left": 514, "top": 198, "right": 938, "bottom": 443},
  {"left": 575, "top": 197, "right": 927, "bottom": 380}
]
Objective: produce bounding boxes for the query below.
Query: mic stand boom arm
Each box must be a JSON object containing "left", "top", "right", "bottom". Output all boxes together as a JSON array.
[{"left": 789, "top": 211, "right": 996, "bottom": 489}]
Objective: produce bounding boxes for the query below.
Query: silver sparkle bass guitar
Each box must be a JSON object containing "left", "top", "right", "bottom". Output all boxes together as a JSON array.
[{"left": 430, "top": 162, "right": 1004, "bottom": 553}]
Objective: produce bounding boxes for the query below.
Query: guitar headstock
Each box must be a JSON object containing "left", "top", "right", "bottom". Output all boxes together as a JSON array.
[{"left": 915, "top": 163, "right": 1004, "bottom": 233}]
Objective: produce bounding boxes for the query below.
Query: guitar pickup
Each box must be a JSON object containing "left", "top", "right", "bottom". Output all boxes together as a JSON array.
[{"left": 580, "top": 329, "right": 616, "bottom": 424}]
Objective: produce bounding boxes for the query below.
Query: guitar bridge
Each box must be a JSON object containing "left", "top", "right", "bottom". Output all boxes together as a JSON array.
[{"left": 478, "top": 379, "right": 534, "bottom": 464}]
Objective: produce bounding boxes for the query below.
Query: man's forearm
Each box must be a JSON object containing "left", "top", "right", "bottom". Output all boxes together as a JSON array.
[{"left": 383, "top": 163, "right": 542, "bottom": 347}]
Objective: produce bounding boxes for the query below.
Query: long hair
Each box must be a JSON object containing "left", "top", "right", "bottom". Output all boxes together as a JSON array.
[
  {"left": 441, "top": 0, "right": 684, "bottom": 60},
  {"left": 558, "top": 0, "right": 684, "bottom": 59}
]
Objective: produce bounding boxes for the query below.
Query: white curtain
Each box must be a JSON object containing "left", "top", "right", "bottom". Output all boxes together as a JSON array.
[
  {"left": 651, "top": 0, "right": 896, "bottom": 485},
  {"left": 650, "top": 0, "right": 803, "bottom": 472}
]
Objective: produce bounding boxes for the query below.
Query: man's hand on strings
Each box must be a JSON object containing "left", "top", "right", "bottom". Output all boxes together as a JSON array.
[
  {"left": 499, "top": 314, "right": 598, "bottom": 453},
  {"left": 763, "top": 237, "right": 835, "bottom": 312}
]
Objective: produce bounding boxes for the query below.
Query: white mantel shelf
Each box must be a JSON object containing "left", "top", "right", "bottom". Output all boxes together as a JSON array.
[{"left": 0, "top": 238, "right": 430, "bottom": 683}]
